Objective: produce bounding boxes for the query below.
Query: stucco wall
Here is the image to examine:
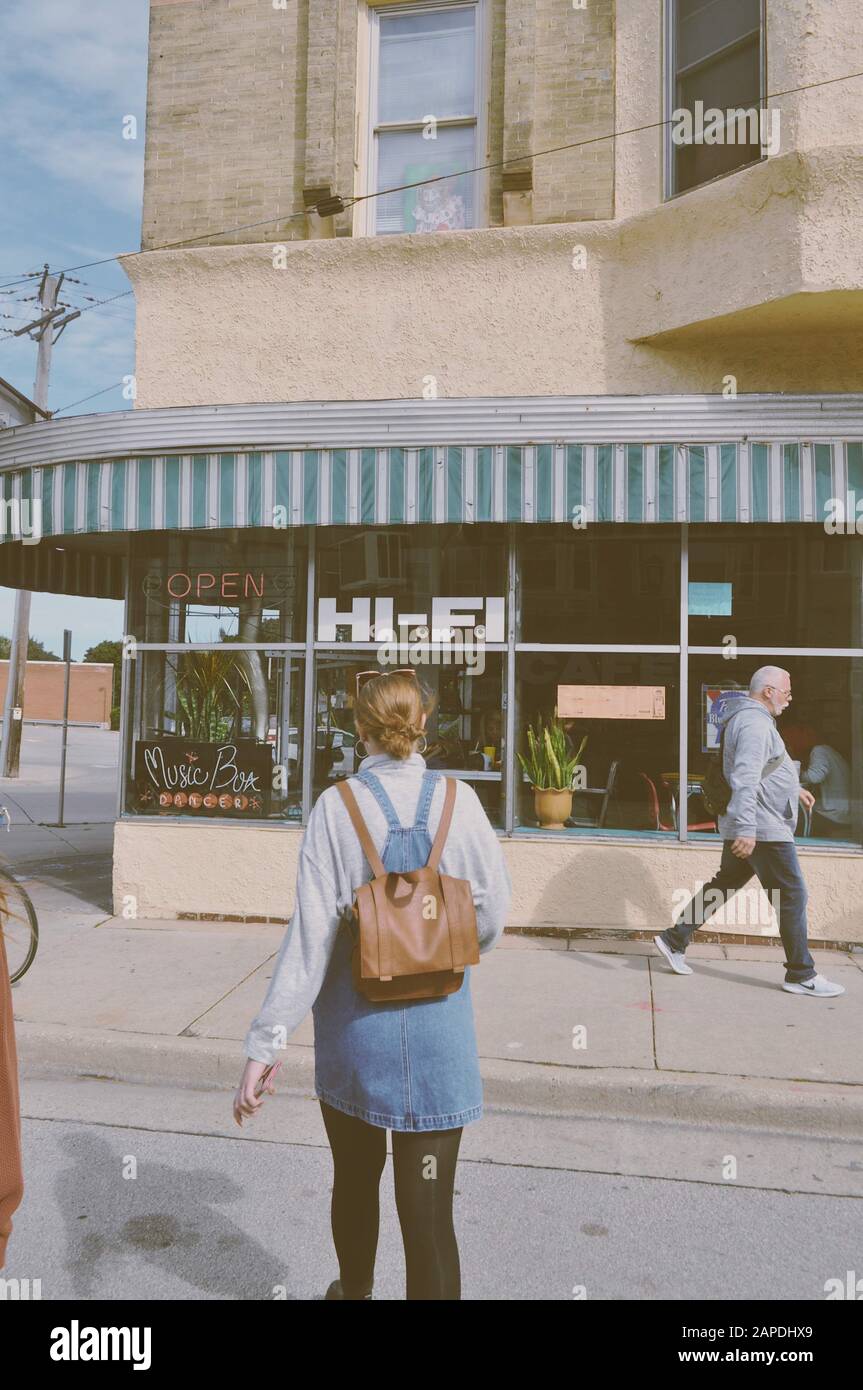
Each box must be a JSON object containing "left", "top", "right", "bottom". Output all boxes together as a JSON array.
[
  {"left": 113, "top": 817, "right": 863, "bottom": 944},
  {"left": 124, "top": 147, "right": 863, "bottom": 405}
]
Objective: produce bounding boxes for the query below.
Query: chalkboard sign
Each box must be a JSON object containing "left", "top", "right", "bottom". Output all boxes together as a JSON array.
[{"left": 134, "top": 738, "right": 272, "bottom": 817}]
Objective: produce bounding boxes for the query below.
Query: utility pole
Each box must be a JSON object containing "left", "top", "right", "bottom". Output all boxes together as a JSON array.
[{"left": 1, "top": 266, "right": 79, "bottom": 778}]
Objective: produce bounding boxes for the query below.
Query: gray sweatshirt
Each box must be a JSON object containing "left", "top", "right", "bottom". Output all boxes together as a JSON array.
[
  {"left": 717, "top": 695, "right": 800, "bottom": 842},
  {"left": 243, "top": 753, "right": 512, "bottom": 1065}
]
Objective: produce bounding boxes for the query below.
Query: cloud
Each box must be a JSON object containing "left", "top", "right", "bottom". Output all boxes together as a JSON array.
[
  {"left": 0, "top": 0, "right": 148, "bottom": 214},
  {"left": 0, "top": 0, "right": 146, "bottom": 105}
]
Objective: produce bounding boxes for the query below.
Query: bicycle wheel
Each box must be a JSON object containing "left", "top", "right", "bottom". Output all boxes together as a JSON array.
[{"left": 0, "top": 868, "right": 39, "bottom": 983}]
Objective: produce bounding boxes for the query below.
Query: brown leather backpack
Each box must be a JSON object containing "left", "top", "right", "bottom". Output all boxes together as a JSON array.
[{"left": 336, "top": 777, "right": 480, "bottom": 1002}]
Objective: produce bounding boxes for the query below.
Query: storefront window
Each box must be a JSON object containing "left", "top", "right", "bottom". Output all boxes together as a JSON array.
[
  {"left": 125, "top": 649, "right": 304, "bottom": 822},
  {"left": 313, "top": 524, "right": 505, "bottom": 824},
  {"left": 519, "top": 528, "right": 679, "bottom": 644},
  {"left": 688, "top": 528, "right": 863, "bottom": 648},
  {"left": 315, "top": 525, "right": 505, "bottom": 641},
  {"left": 119, "top": 521, "right": 862, "bottom": 847},
  {"left": 690, "top": 654, "right": 863, "bottom": 844},
  {"left": 515, "top": 652, "right": 679, "bottom": 834},
  {"left": 128, "top": 531, "right": 307, "bottom": 644},
  {"left": 313, "top": 654, "right": 504, "bottom": 827}
]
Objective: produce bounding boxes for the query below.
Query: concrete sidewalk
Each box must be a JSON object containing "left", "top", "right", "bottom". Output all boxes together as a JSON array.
[{"left": 9, "top": 870, "right": 863, "bottom": 1137}]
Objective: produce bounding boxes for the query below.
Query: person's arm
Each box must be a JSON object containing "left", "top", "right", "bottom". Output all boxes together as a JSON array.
[
  {"left": 723, "top": 718, "right": 772, "bottom": 839},
  {"left": 800, "top": 745, "right": 829, "bottom": 789},
  {"left": 242, "top": 848, "right": 342, "bottom": 1066},
  {"left": 0, "top": 932, "right": 23, "bottom": 1268}
]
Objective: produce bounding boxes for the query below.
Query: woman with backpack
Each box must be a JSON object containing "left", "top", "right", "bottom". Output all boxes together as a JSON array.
[{"left": 234, "top": 670, "right": 511, "bottom": 1300}]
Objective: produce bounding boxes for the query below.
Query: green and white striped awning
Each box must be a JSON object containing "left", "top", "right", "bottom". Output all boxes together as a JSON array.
[{"left": 2, "top": 440, "right": 862, "bottom": 540}]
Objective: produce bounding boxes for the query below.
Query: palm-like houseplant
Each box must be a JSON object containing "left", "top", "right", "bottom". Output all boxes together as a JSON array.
[
  {"left": 169, "top": 650, "right": 252, "bottom": 743},
  {"left": 518, "top": 714, "right": 588, "bottom": 828}
]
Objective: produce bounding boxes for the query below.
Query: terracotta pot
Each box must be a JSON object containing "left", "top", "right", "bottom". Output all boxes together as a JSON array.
[{"left": 533, "top": 787, "right": 573, "bottom": 829}]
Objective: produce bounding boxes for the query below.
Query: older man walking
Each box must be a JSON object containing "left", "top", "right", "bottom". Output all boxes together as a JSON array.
[{"left": 655, "top": 666, "right": 845, "bottom": 997}]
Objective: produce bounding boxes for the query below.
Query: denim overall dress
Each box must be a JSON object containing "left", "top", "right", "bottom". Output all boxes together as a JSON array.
[{"left": 312, "top": 769, "right": 483, "bottom": 1132}]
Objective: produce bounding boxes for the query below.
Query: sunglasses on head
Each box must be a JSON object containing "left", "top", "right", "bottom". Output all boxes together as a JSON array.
[{"left": 355, "top": 668, "right": 418, "bottom": 698}]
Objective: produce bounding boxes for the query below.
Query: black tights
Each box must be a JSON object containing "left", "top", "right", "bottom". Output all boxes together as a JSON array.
[{"left": 319, "top": 1100, "right": 463, "bottom": 1300}]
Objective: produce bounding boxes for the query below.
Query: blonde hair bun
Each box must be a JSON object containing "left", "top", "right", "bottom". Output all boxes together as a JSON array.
[{"left": 355, "top": 672, "right": 435, "bottom": 761}]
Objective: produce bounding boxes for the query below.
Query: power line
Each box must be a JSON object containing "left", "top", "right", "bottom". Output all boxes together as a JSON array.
[
  {"left": 76, "top": 290, "right": 134, "bottom": 315},
  {"left": 53, "top": 381, "right": 127, "bottom": 415},
  {"left": 0, "top": 63, "right": 861, "bottom": 294}
]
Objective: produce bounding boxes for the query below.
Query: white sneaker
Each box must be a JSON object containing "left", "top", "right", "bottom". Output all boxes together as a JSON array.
[
  {"left": 654, "top": 934, "right": 693, "bottom": 976},
  {"left": 782, "top": 974, "right": 845, "bottom": 998}
]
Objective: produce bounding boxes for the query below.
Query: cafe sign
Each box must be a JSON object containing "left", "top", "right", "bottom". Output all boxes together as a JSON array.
[{"left": 134, "top": 738, "right": 272, "bottom": 816}]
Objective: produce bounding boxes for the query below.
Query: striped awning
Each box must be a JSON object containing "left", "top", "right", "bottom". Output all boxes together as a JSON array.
[{"left": 2, "top": 439, "right": 861, "bottom": 540}]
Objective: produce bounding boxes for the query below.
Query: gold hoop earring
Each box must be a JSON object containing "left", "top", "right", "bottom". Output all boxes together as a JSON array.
[
  {"left": 416, "top": 734, "right": 428, "bottom": 754},
  {"left": 355, "top": 739, "right": 368, "bottom": 760}
]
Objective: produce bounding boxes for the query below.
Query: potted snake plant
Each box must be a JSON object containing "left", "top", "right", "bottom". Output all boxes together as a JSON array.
[{"left": 518, "top": 715, "right": 588, "bottom": 829}]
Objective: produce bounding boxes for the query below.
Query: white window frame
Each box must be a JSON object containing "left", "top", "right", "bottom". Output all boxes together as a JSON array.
[
  {"left": 355, "top": 0, "right": 488, "bottom": 237},
  {"left": 663, "top": 0, "right": 767, "bottom": 200}
]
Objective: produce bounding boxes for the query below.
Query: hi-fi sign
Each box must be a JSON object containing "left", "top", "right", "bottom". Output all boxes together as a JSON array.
[{"left": 317, "top": 596, "right": 505, "bottom": 643}]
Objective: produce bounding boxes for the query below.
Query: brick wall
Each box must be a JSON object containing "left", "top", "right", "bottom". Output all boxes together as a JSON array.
[
  {"left": 142, "top": 0, "right": 615, "bottom": 248},
  {"left": 0, "top": 663, "right": 114, "bottom": 726}
]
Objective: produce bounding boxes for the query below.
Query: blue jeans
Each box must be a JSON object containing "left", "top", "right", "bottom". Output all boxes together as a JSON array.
[{"left": 661, "top": 840, "right": 816, "bottom": 984}]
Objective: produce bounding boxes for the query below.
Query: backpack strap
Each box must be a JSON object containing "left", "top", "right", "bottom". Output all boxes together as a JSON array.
[
  {"left": 337, "top": 780, "right": 386, "bottom": 878},
  {"left": 426, "top": 777, "right": 457, "bottom": 871}
]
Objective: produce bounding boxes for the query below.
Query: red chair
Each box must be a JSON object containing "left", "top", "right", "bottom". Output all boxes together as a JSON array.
[{"left": 639, "top": 773, "right": 676, "bottom": 832}]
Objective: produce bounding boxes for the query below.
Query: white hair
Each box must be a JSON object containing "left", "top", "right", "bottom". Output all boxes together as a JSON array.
[{"left": 749, "top": 665, "right": 788, "bottom": 695}]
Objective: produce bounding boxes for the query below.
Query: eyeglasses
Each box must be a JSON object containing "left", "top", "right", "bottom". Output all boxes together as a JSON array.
[{"left": 355, "top": 668, "right": 418, "bottom": 698}]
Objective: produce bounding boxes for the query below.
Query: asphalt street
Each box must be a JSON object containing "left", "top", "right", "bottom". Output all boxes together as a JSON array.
[
  {"left": 0, "top": 723, "right": 118, "bottom": 827},
  {"left": 6, "top": 1077, "right": 862, "bottom": 1301}
]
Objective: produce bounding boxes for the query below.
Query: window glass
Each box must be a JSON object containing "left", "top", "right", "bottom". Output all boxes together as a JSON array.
[
  {"left": 688, "top": 655, "right": 862, "bottom": 844},
  {"left": 672, "top": 0, "right": 762, "bottom": 194},
  {"left": 375, "top": 127, "right": 476, "bottom": 234},
  {"left": 129, "top": 532, "right": 307, "bottom": 645},
  {"left": 519, "top": 528, "right": 679, "bottom": 644},
  {"left": 373, "top": 3, "right": 478, "bottom": 234},
  {"left": 378, "top": 7, "right": 476, "bottom": 121},
  {"left": 313, "top": 654, "right": 504, "bottom": 827},
  {"left": 126, "top": 650, "right": 303, "bottom": 822},
  {"left": 315, "top": 525, "right": 506, "bottom": 647},
  {"left": 515, "top": 652, "right": 679, "bottom": 834},
  {"left": 688, "top": 528, "right": 862, "bottom": 648}
]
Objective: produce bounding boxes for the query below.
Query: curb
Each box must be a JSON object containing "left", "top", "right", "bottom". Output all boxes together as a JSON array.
[{"left": 16, "top": 1022, "right": 863, "bottom": 1139}]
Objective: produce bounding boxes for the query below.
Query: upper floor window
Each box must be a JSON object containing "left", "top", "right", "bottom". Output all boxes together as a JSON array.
[
  {"left": 366, "top": 2, "right": 484, "bottom": 235},
  {"left": 667, "top": 0, "right": 765, "bottom": 197}
]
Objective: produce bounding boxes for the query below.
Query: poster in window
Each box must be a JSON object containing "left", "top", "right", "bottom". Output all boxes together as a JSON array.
[
  {"left": 703, "top": 684, "right": 745, "bottom": 753},
  {"left": 557, "top": 686, "right": 666, "bottom": 720}
]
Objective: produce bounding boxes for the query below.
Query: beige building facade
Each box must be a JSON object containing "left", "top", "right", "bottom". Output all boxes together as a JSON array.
[{"left": 2, "top": 0, "right": 863, "bottom": 942}]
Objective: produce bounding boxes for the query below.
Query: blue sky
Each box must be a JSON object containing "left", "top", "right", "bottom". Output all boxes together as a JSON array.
[{"left": 0, "top": 0, "right": 148, "bottom": 658}]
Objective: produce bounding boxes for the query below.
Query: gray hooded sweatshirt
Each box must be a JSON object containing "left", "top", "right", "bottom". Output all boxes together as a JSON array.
[{"left": 716, "top": 694, "right": 800, "bottom": 842}]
